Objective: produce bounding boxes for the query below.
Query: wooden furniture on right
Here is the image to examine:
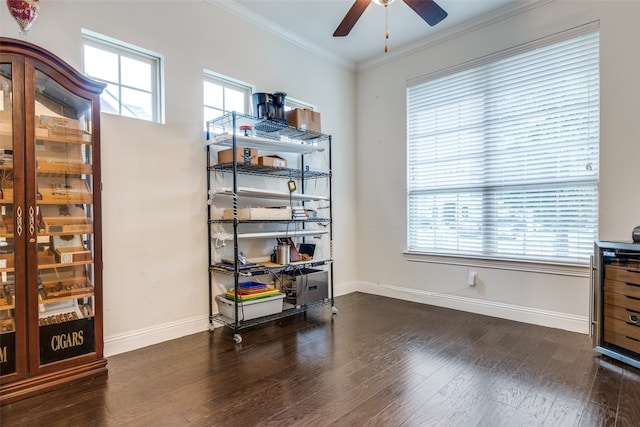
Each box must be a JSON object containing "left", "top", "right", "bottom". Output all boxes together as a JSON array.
[{"left": 593, "top": 241, "right": 640, "bottom": 368}]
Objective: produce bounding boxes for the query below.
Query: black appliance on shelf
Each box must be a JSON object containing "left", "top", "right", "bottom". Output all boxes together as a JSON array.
[{"left": 252, "top": 91, "right": 287, "bottom": 122}]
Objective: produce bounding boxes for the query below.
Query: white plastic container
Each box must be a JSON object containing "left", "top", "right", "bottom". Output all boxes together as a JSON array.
[{"left": 215, "top": 294, "right": 285, "bottom": 321}]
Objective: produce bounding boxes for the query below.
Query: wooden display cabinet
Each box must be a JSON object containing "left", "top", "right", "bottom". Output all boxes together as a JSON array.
[{"left": 0, "top": 38, "right": 106, "bottom": 404}]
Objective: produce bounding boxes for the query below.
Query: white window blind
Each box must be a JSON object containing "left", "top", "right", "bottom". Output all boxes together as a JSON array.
[{"left": 407, "top": 29, "right": 599, "bottom": 264}]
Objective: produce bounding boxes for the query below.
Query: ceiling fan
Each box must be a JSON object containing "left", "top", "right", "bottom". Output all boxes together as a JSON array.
[{"left": 333, "top": 0, "right": 448, "bottom": 37}]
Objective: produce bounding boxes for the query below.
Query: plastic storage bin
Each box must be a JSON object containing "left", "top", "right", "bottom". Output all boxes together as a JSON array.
[{"left": 215, "top": 293, "right": 285, "bottom": 321}]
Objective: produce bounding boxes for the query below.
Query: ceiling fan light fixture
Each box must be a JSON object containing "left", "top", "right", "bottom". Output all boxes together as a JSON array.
[{"left": 333, "top": 0, "right": 446, "bottom": 38}]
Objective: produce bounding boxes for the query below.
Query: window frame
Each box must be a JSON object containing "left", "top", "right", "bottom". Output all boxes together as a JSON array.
[
  {"left": 285, "top": 97, "right": 315, "bottom": 112},
  {"left": 203, "top": 70, "right": 253, "bottom": 124},
  {"left": 406, "top": 23, "right": 600, "bottom": 266},
  {"left": 81, "top": 29, "right": 164, "bottom": 123}
]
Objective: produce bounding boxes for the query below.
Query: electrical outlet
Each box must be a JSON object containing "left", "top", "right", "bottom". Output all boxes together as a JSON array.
[{"left": 467, "top": 271, "right": 477, "bottom": 287}]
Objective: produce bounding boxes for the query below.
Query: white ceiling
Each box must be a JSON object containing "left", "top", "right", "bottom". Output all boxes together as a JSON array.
[{"left": 211, "top": 0, "right": 543, "bottom": 70}]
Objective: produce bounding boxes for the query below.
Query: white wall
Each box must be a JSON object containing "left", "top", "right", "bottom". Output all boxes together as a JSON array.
[
  {"left": 3, "top": 0, "right": 636, "bottom": 354},
  {"left": 355, "top": 0, "right": 640, "bottom": 333},
  {"left": 1, "top": 0, "right": 358, "bottom": 355}
]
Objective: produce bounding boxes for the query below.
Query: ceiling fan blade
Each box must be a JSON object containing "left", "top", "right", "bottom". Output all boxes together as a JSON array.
[
  {"left": 333, "top": 0, "right": 372, "bottom": 37},
  {"left": 403, "top": 0, "right": 448, "bottom": 26}
]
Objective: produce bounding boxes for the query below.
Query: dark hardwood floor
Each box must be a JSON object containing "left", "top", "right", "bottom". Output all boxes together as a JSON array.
[{"left": 2, "top": 292, "right": 639, "bottom": 426}]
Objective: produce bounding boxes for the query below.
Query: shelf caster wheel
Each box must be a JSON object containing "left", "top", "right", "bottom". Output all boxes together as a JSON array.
[
  {"left": 233, "top": 334, "right": 242, "bottom": 344},
  {"left": 332, "top": 306, "right": 338, "bottom": 315},
  {"left": 208, "top": 323, "right": 216, "bottom": 332}
]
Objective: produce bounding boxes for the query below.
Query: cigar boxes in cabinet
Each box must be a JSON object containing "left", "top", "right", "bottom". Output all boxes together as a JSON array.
[
  {"left": 41, "top": 277, "right": 93, "bottom": 299},
  {"left": 53, "top": 247, "right": 92, "bottom": 264},
  {"left": 0, "top": 252, "right": 13, "bottom": 269},
  {"left": 39, "top": 205, "right": 93, "bottom": 235},
  {"left": 38, "top": 250, "right": 55, "bottom": 265},
  {"left": 0, "top": 187, "right": 14, "bottom": 204},
  {"left": 38, "top": 176, "right": 92, "bottom": 203},
  {"left": 38, "top": 115, "right": 81, "bottom": 130},
  {"left": 0, "top": 284, "right": 12, "bottom": 308},
  {"left": 0, "top": 114, "right": 10, "bottom": 134},
  {"left": 50, "top": 235, "right": 91, "bottom": 264},
  {"left": 38, "top": 115, "right": 91, "bottom": 143},
  {"left": 0, "top": 317, "right": 15, "bottom": 333},
  {"left": 39, "top": 311, "right": 80, "bottom": 326},
  {"left": 40, "top": 265, "right": 93, "bottom": 299},
  {"left": 35, "top": 139, "right": 84, "bottom": 165}
]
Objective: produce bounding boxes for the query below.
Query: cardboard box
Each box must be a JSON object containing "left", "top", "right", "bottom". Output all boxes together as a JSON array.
[
  {"left": 217, "top": 147, "right": 258, "bottom": 165},
  {"left": 223, "top": 206, "right": 292, "bottom": 220},
  {"left": 285, "top": 109, "right": 321, "bottom": 133},
  {"left": 258, "top": 155, "right": 287, "bottom": 168}
]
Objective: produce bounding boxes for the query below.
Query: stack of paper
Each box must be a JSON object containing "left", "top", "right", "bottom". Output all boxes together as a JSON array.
[{"left": 292, "top": 206, "right": 307, "bottom": 220}]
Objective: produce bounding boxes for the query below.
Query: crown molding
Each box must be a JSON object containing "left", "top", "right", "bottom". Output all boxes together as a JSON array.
[
  {"left": 357, "top": 0, "right": 554, "bottom": 72},
  {"left": 206, "top": 0, "right": 357, "bottom": 72},
  {"left": 206, "top": 0, "right": 553, "bottom": 74}
]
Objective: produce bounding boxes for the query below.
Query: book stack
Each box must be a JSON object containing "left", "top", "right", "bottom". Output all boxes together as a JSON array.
[
  {"left": 292, "top": 206, "right": 307, "bottom": 220},
  {"left": 225, "top": 282, "right": 281, "bottom": 301}
]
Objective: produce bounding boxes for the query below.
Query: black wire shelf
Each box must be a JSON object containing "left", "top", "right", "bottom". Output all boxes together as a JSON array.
[{"left": 209, "top": 162, "right": 330, "bottom": 179}]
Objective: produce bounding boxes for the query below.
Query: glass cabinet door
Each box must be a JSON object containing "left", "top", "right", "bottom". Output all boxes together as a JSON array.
[
  {"left": 32, "top": 68, "right": 96, "bottom": 365},
  {"left": 0, "top": 63, "right": 17, "bottom": 376}
]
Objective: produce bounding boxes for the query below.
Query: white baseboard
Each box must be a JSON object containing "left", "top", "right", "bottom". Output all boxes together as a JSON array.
[
  {"left": 105, "top": 279, "right": 587, "bottom": 357},
  {"left": 334, "top": 280, "right": 360, "bottom": 297},
  {"left": 349, "top": 281, "right": 589, "bottom": 334},
  {"left": 104, "top": 281, "right": 359, "bottom": 356},
  {"left": 104, "top": 314, "right": 209, "bottom": 357}
]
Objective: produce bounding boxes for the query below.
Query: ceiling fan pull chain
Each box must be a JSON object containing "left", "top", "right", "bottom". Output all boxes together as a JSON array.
[{"left": 384, "top": 4, "right": 389, "bottom": 53}]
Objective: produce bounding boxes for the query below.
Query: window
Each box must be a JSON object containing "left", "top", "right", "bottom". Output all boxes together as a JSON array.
[
  {"left": 82, "top": 30, "right": 163, "bottom": 123},
  {"left": 204, "top": 71, "right": 252, "bottom": 125},
  {"left": 407, "top": 27, "right": 599, "bottom": 264},
  {"left": 285, "top": 97, "right": 315, "bottom": 112}
]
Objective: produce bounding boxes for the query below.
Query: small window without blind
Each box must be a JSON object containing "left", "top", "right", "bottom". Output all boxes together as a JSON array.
[
  {"left": 406, "top": 26, "right": 599, "bottom": 264},
  {"left": 82, "top": 30, "right": 163, "bottom": 123},
  {"left": 203, "top": 72, "right": 251, "bottom": 127}
]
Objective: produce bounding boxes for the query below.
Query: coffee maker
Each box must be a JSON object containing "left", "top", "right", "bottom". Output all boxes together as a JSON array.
[{"left": 252, "top": 91, "right": 287, "bottom": 122}]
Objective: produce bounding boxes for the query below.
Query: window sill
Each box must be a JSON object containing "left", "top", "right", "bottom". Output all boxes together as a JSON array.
[{"left": 404, "top": 251, "right": 590, "bottom": 277}]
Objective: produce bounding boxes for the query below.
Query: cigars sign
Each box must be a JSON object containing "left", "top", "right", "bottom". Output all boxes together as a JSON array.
[{"left": 40, "top": 318, "right": 94, "bottom": 364}]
